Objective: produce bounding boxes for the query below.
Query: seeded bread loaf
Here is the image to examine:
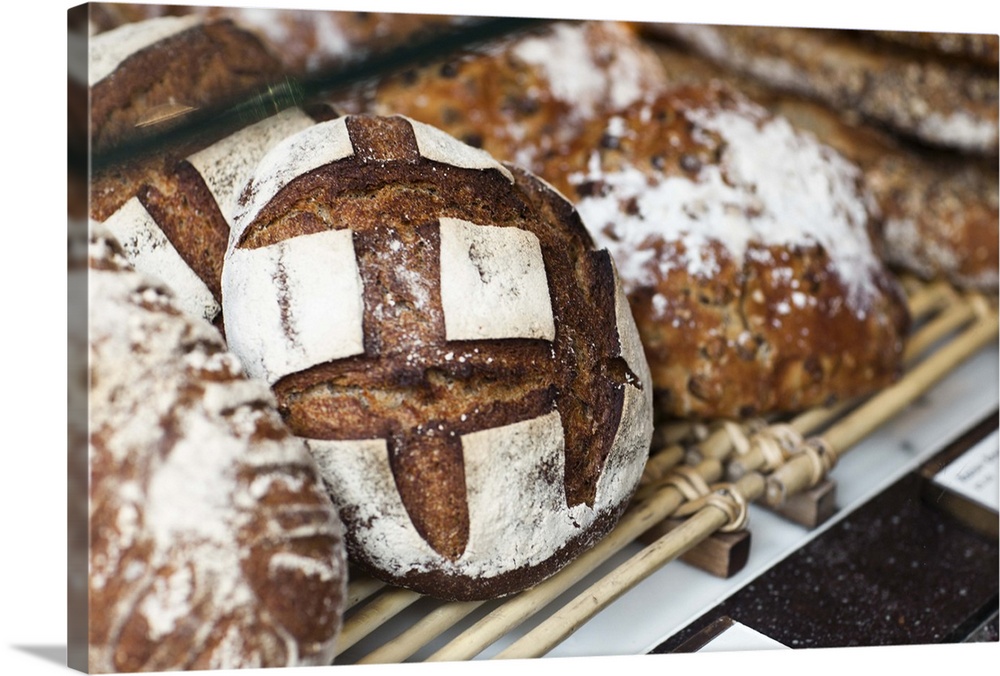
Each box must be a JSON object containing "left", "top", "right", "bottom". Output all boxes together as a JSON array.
[
  {"left": 221, "top": 114, "right": 654, "bottom": 600},
  {"left": 88, "top": 226, "right": 348, "bottom": 672},
  {"left": 645, "top": 33, "right": 999, "bottom": 291},
  {"left": 343, "top": 20, "right": 669, "bottom": 171},
  {"left": 539, "top": 83, "right": 910, "bottom": 419}
]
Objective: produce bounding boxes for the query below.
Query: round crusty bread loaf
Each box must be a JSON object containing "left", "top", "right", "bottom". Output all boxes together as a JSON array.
[
  {"left": 88, "top": 226, "right": 348, "bottom": 672},
  {"left": 538, "top": 83, "right": 910, "bottom": 420},
  {"left": 221, "top": 114, "right": 654, "bottom": 600}
]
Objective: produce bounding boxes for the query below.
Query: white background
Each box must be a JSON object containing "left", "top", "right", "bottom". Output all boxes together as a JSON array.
[{"left": 3, "top": 1, "right": 998, "bottom": 675}]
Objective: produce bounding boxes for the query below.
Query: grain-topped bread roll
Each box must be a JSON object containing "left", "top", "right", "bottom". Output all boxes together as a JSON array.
[
  {"left": 88, "top": 227, "right": 348, "bottom": 671},
  {"left": 766, "top": 97, "right": 1000, "bottom": 292},
  {"left": 539, "top": 83, "right": 910, "bottom": 419},
  {"left": 221, "top": 114, "right": 654, "bottom": 600},
  {"left": 644, "top": 33, "right": 999, "bottom": 292}
]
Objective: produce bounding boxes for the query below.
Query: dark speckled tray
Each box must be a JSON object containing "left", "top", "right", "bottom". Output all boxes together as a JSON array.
[{"left": 651, "top": 413, "right": 999, "bottom": 652}]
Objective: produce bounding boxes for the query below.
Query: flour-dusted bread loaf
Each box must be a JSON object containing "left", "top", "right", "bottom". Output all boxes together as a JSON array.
[
  {"left": 88, "top": 227, "right": 348, "bottom": 672},
  {"left": 90, "top": 104, "right": 340, "bottom": 325},
  {"left": 648, "top": 24, "right": 999, "bottom": 155},
  {"left": 87, "top": 3, "right": 471, "bottom": 76},
  {"left": 644, "top": 33, "right": 999, "bottom": 292},
  {"left": 343, "top": 20, "right": 669, "bottom": 171},
  {"left": 221, "top": 114, "right": 654, "bottom": 600},
  {"left": 538, "top": 83, "right": 910, "bottom": 420},
  {"left": 765, "top": 97, "right": 1000, "bottom": 292},
  {"left": 88, "top": 15, "right": 286, "bottom": 155}
]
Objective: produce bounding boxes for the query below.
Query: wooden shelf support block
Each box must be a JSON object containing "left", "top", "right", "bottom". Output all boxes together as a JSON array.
[
  {"left": 639, "top": 518, "right": 751, "bottom": 578},
  {"left": 765, "top": 478, "right": 838, "bottom": 529}
]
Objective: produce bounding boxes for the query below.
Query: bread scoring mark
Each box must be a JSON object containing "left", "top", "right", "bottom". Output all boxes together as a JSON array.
[
  {"left": 103, "top": 196, "right": 220, "bottom": 321},
  {"left": 222, "top": 229, "right": 365, "bottom": 384},
  {"left": 232, "top": 117, "right": 355, "bottom": 249},
  {"left": 439, "top": 217, "right": 556, "bottom": 341},
  {"left": 306, "top": 410, "right": 613, "bottom": 577},
  {"left": 88, "top": 15, "right": 202, "bottom": 86},
  {"left": 187, "top": 108, "right": 316, "bottom": 230},
  {"left": 408, "top": 116, "right": 514, "bottom": 182}
]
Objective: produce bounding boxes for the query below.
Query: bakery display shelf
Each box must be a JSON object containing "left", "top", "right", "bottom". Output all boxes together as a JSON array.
[{"left": 332, "top": 278, "right": 999, "bottom": 664}]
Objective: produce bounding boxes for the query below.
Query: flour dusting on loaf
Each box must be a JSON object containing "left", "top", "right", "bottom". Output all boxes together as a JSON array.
[
  {"left": 575, "top": 94, "right": 883, "bottom": 316},
  {"left": 222, "top": 114, "right": 653, "bottom": 600},
  {"left": 88, "top": 227, "right": 347, "bottom": 672}
]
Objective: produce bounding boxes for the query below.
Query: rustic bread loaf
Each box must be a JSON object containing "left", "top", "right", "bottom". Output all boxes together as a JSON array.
[
  {"left": 88, "top": 226, "right": 348, "bottom": 671},
  {"left": 343, "top": 20, "right": 669, "bottom": 171},
  {"left": 869, "top": 30, "right": 999, "bottom": 68},
  {"left": 648, "top": 23, "right": 999, "bottom": 155},
  {"left": 221, "top": 114, "right": 654, "bottom": 600},
  {"left": 88, "top": 15, "right": 286, "bottom": 155},
  {"left": 537, "top": 83, "right": 910, "bottom": 420},
  {"left": 767, "top": 97, "right": 999, "bottom": 292},
  {"left": 645, "top": 34, "right": 999, "bottom": 292},
  {"left": 90, "top": 103, "right": 341, "bottom": 325},
  {"left": 87, "top": 12, "right": 346, "bottom": 326},
  {"left": 87, "top": 3, "right": 472, "bottom": 76}
]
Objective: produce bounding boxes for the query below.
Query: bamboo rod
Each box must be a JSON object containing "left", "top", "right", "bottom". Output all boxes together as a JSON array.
[
  {"left": 335, "top": 587, "right": 423, "bottom": 656},
  {"left": 902, "top": 300, "right": 978, "bottom": 361},
  {"left": 684, "top": 423, "right": 746, "bottom": 464},
  {"left": 355, "top": 600, "right": 485, "bottom": 664},
  {"left": 425, "top": 459, "right": 724, "bottom": 662},
  {"left": 905, "top": 279, "right": 956, "bottom": 318},
  {"left": 345, "top": 575, "right": 387, "bottom": 610},
  {"left": 495, "top": 472, "right": 766, "bottom": 660},
  {"left": 637, "top": 444, "right": 684, "bottom": 491},
  {"left": 765, "top": 311, "right": 999, "bottom": 505}
]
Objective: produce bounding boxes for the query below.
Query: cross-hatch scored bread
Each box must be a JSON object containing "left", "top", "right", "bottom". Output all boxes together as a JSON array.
[
  {"left": 222, "top": 114, "right": 654, "bottom": 600},
  {"left": 87, "top": 227, "right": 348, "bottom": 672}
]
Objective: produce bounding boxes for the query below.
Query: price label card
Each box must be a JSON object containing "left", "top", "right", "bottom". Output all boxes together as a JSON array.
[{"left": 933, "top": 429, "right": 999, "bottom": 514}]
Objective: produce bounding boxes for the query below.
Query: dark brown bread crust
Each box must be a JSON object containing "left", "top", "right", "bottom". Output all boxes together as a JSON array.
[
  {"left": 225, "top": 115, "right": 651, "bottom": 600},
  {"left": 87, "top": 3, "right": 471, "bottom": 76},
  {"left": 869, "top": 30, "right": 999, "bottom": 68}
]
